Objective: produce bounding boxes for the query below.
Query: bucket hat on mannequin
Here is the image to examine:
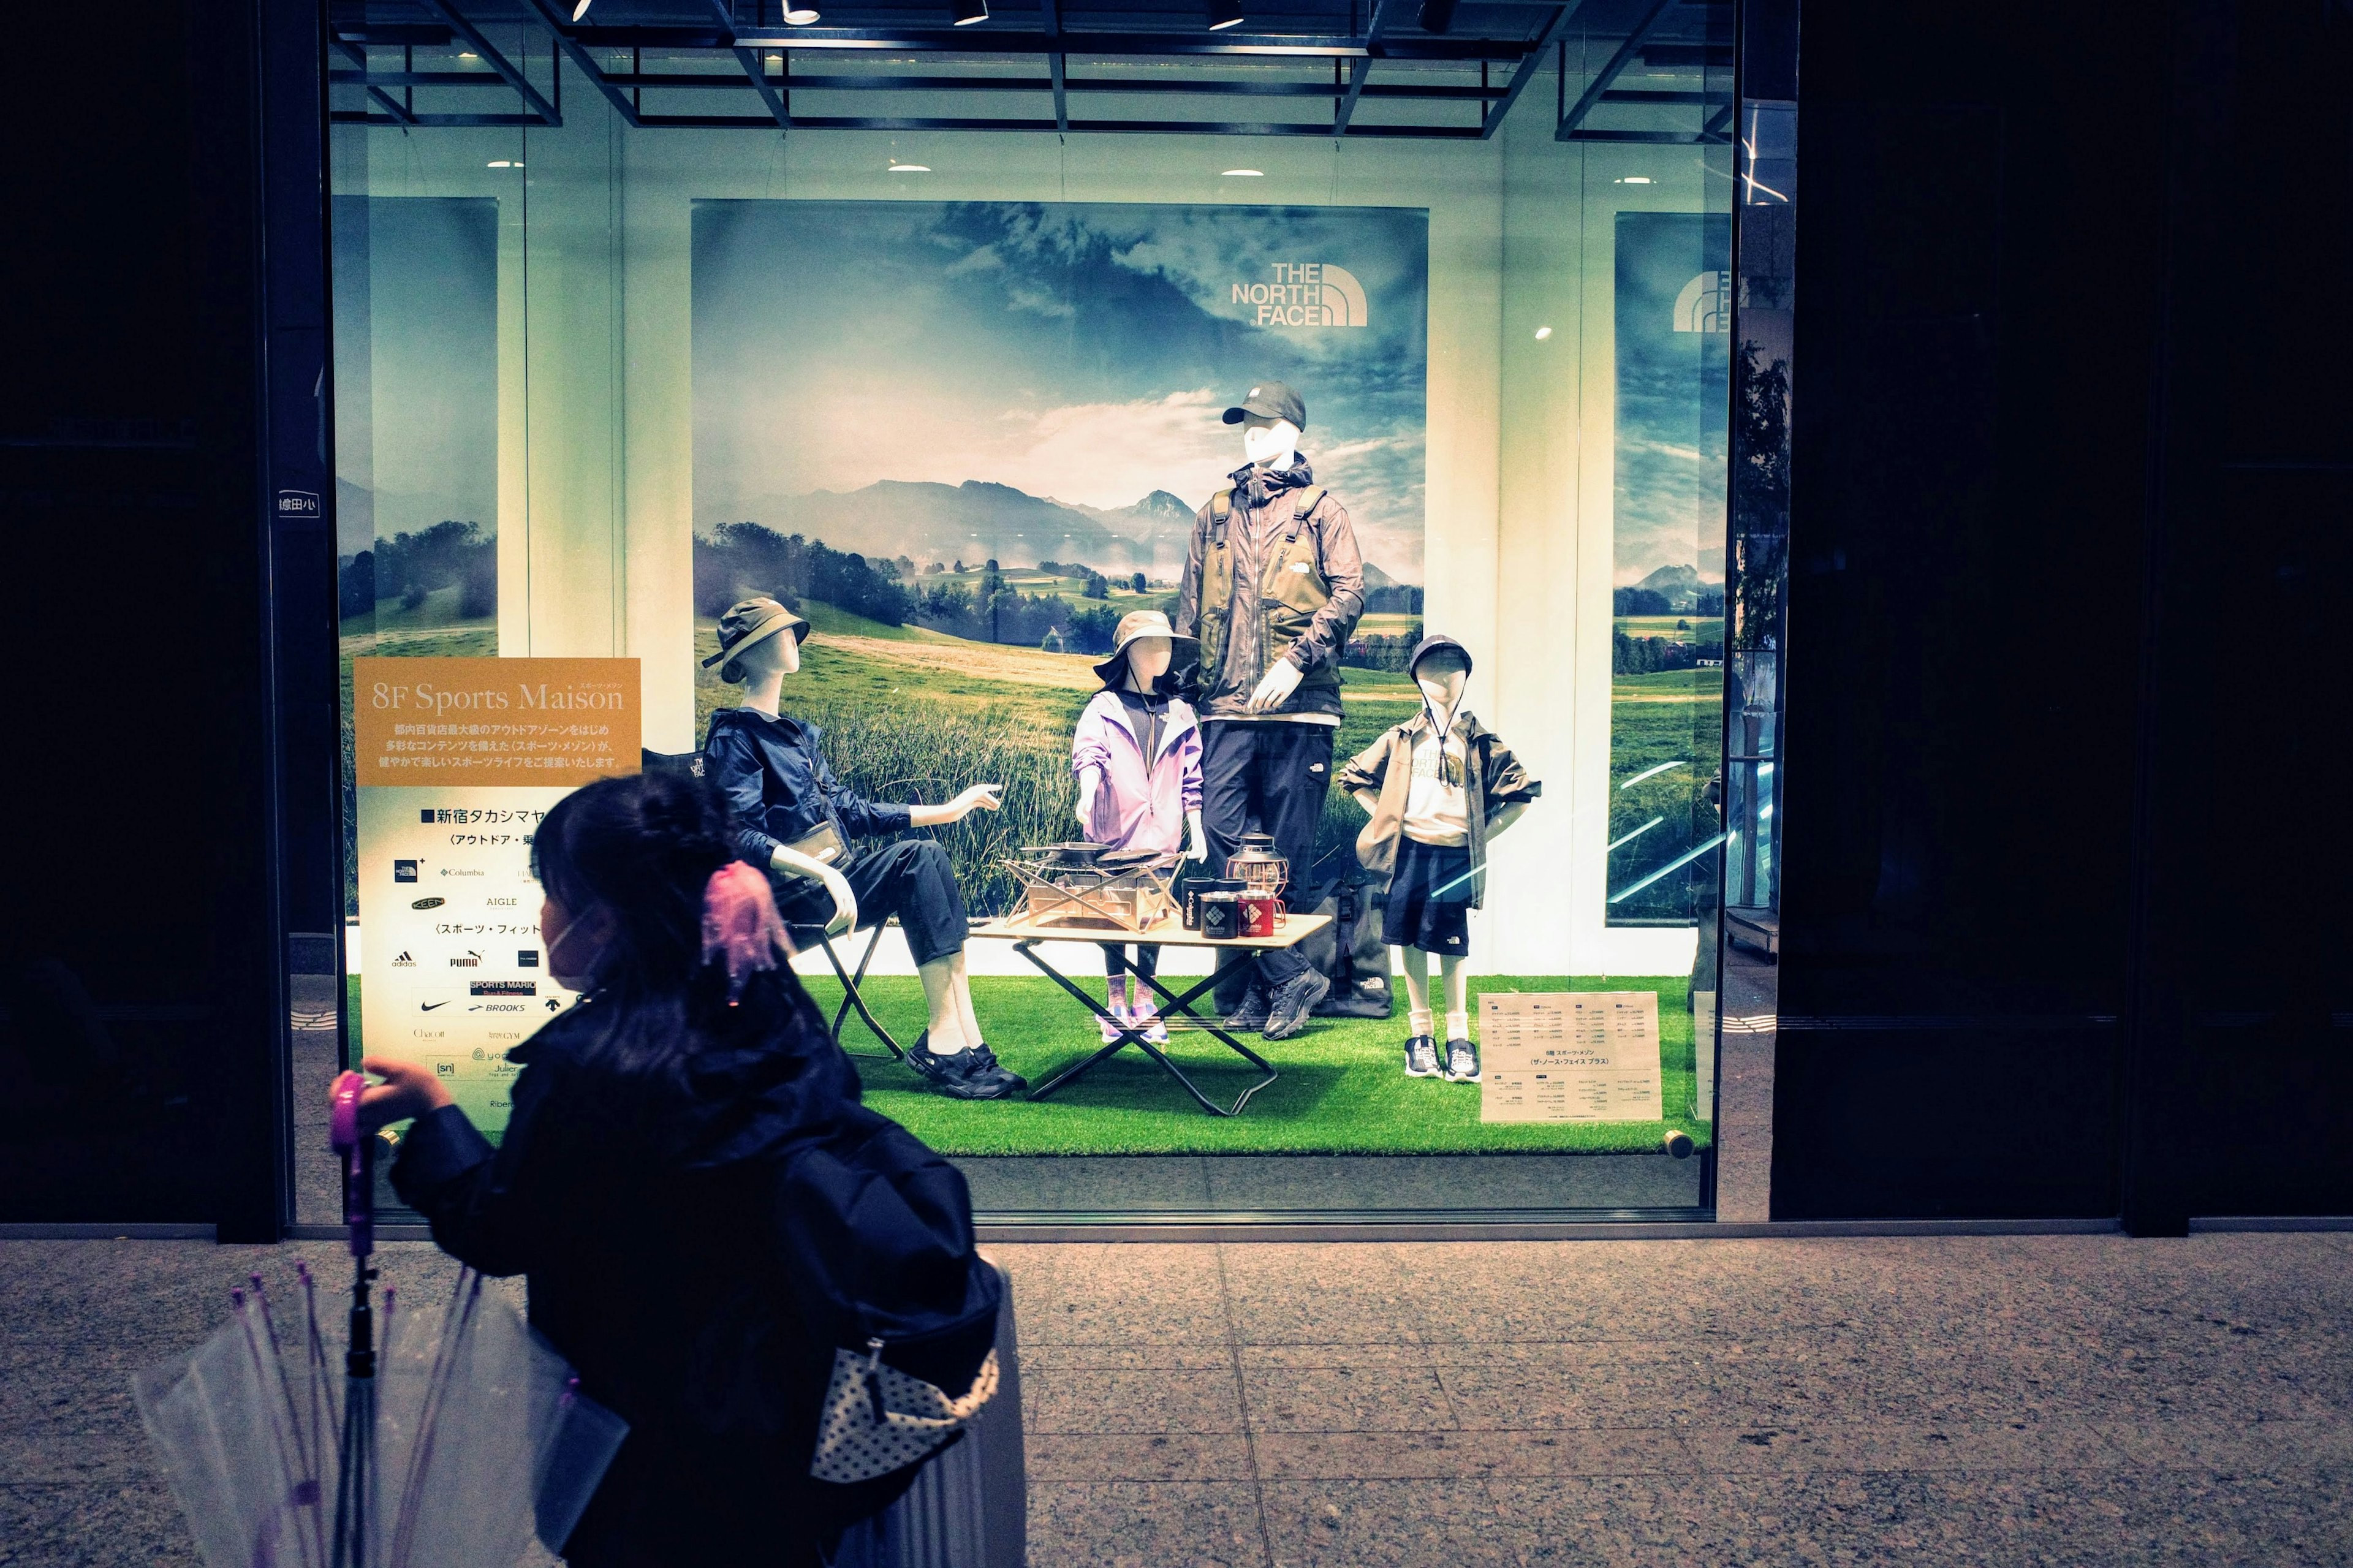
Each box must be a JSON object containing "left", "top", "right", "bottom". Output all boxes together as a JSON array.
[
  {"left": 1091, "top": 608, "right": 1197, "bottom": 686},
  {"left": 702, "top": 597, "right": 812, "bottom": 684}
]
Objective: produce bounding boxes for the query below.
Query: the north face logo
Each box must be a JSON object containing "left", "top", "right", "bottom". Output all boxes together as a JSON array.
[{"left": 1232, "top": 265, "right": 1368, "bottom": 328}]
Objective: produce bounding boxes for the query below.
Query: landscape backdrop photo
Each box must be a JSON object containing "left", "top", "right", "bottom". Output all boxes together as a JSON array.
[
  {"left": 1609, "top": 210, "right": 1732, "bottom": 927},
  {"left": 691, "top": 199, "right": 1431, "bottom": 911}
]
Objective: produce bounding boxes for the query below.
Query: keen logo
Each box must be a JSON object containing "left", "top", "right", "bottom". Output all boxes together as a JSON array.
[{"left": 411, "top": 896, "right": 445, "bottom": 910}]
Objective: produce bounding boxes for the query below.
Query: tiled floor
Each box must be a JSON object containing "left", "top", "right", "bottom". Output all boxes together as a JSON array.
[
  {"left": 1003, "top": 1233, "right": 2353, "bottom": 1568},
  {"left": 4, "top": 1232, "right": 2351, "bottom": 1566}
]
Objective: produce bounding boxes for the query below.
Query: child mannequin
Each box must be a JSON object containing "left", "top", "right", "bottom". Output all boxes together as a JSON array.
[
  {"left": 1072, "top": 610, "right": 1208, "bottom": 1043},
  {"left": 1340, "top": 635, "right": 1539, "bottom": 1082}
]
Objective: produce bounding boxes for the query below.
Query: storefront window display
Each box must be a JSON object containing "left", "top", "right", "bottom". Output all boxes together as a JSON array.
[{"left": 319, "top": 0, "right": 1740, "bottom": 1225}]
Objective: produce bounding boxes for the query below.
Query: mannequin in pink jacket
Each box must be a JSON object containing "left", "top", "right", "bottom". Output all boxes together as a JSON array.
[{"left": 1073, "top": 610, "right": 1208, "bottom": 1043}]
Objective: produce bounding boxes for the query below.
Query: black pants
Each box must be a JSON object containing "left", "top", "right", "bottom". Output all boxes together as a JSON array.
[
  {"left": 773, "top": 838, "right": 969, "bottom": 967},
  {"left": 1200, "top": 719, "right": 1335, "bottom": 1007}
]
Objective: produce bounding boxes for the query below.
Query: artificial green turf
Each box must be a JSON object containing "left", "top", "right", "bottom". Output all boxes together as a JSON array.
[{"left": 820, "top": 974, "right": 1713, "bottom": 1157}]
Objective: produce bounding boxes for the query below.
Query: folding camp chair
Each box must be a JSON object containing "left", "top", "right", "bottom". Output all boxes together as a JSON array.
[{"left": 640, "top": 748, "right": 906, "bottom": 1061}]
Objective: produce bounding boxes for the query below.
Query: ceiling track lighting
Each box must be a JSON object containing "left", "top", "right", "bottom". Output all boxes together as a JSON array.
[
  {"left": 1207, "top": 0, "right": 1245, "bottom": 30},
  {"left": 570, "top": 0, "right": 592, "bottom": 18},
  {"left": 952, "top": 0, "right": 988, "bottom": 24},
  {"left": 783, "top": 2, "right": 820, "bottom": 22},
  {"left": 1415, "top": 0, "right": 1456, "bottom": 32}
]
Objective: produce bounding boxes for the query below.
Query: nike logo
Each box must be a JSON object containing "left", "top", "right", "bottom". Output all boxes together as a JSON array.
[{"left": 419, "top": 1001, "right": 450, "bottom": 1012}]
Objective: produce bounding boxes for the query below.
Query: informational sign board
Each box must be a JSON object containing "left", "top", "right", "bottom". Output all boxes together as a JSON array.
[
  {"left": 354, "top": 658, "right": 638, "bottom": 1135},
  {"left": 1479, "top": 991, "right": 1664, "bottom": 1123}
]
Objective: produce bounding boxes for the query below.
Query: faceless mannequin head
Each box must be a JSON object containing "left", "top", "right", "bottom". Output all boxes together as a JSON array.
[
  {"left": 1414, "top": 646, "right": 1471, "bottom": 710},
  {"left": 731, "top": 627, "right": 801, "bottom": 681},
  {"left": 1123, "top": 635, "right": 1173, "bottom": 691},
  {"left": 1241, "top": 413, "right": 1302, "bottom": 470}
]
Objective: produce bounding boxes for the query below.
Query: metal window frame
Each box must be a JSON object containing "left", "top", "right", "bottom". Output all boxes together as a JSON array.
[{"left": 324, "top": 0, "right": 1732, "bottom": 138}]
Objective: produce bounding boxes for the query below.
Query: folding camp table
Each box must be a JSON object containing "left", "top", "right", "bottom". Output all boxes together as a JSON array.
[{"left": 966, "top": 913, "right": 1332, "bottom": 1117}]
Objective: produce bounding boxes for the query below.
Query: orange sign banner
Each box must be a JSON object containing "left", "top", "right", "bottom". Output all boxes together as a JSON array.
[{"left": 353, "top": 657, "right": 641, "bottom": 788}]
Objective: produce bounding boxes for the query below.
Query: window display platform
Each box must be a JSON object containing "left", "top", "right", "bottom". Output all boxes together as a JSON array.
[{"left": 957, "top": 1149, "right": 1706, "bottom": 1221}]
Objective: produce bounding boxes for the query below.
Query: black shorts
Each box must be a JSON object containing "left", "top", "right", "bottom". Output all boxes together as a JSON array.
[{"left": 1383, "top": 838, "right": 1473, "bottom": 956}]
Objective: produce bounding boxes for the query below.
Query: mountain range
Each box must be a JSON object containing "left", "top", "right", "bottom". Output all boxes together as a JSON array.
[
  {"left": 701, "top": 477, "right": 1420, "bottom": 588},
  {"left": 1628, "top": 562, "right": 1724, "bottom": 610}
]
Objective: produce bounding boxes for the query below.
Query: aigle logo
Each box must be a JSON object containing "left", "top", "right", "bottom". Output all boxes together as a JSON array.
[{"left": 1232, "top": 263, "right": 1369, "bottom": 329}]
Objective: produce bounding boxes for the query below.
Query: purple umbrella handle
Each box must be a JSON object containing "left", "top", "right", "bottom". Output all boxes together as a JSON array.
[{"left": 331, "top": 1071, "right": 373, "bottom": 1261}]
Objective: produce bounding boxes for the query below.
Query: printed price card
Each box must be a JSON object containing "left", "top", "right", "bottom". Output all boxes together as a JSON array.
[{"left": 1479, "top": 991, "right": 1664, "bottom": 1123}]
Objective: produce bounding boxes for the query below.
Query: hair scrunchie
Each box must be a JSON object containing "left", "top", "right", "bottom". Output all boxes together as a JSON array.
[{"left": 700, "top": 861, "right": 794, "bottom": 1002}]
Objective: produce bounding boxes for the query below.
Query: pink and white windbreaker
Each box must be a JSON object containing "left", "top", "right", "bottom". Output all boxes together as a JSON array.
[{"left": 1072, "top": 689, "right": 1204, "bottom": 855}]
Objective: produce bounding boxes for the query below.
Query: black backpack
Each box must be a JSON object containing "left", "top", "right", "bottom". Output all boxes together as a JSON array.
[{"left": 770, "top": 1102, "right": 1003, "bottom": 1522}]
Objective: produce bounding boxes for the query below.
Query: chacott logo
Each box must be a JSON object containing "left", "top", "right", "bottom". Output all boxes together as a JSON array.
[{"left": 1232, "top": 263, "right": 1368, "bottom": 329}]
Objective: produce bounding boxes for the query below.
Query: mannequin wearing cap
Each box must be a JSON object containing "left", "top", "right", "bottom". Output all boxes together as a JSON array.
[
  {"left": 1070, "top": 610, "right": 1208, "bottom": 1044},
  {"left": 1340, "top": 635, "right": 1540, "bottom": 1084},
  {"left": 702, "top": 597, "right": 1026, "bottom": 1101},
  {"left": 1172, "top": 379, "right": 1368, "bottom": 1041}
]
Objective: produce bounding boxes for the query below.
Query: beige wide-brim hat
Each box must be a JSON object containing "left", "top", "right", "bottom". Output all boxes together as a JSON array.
[
  {"left": 1091, "top": 608, "right": 1195, "bottom": 685},
  {"left": 703, "top": 596, "right": 812, "bottom": 683}
]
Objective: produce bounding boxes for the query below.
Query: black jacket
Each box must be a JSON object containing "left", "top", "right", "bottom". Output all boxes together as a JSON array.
[
  {"left": 705, "top": 706, "right": 911, "bottom": 868},
  {"left": 392, "top": 977, "right": 858, "bottom": 1567}
]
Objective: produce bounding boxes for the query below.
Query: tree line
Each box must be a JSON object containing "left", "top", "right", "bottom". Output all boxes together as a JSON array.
[
  {"left": 696, "top": 526, "right": 1130, "bottom": 653},
  {"left": 337, "top": 520, "right": 495, "bottom": 622}
]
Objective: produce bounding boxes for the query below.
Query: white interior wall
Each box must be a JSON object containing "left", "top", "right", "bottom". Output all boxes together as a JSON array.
[{"left": 346, "top": 59, "right": 1714, "bottom": 978}]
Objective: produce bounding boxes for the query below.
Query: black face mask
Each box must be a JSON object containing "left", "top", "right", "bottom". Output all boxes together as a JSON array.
[{"left": 1235, "top": 454, "right": 1313, "bottom": 506}]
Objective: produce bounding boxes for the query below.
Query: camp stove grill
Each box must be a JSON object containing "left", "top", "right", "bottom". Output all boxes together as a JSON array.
[{"left": 1004, "top": 843, "right": 1181, "bottom": 933}]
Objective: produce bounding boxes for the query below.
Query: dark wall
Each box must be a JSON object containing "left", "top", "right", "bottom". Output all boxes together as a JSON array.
[
  {"left": 2135, "top": 0, "right": 2353, "bottom": 1221},
  {"left": 1771, "top": 0, "right": 2353, "bottom": 1220},
  {"left": 0, "top": 0, "right": 326, "bottom": 1233}
]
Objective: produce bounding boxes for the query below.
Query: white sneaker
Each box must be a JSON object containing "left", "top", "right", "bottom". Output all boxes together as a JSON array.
[{"left": 1099, "top": 1005, "right": 1129, "bottom": 1045}]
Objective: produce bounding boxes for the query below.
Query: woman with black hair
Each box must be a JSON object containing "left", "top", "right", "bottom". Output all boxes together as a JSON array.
[{"left": 349, "top": 770, "right": 862, "bottom": 1566}]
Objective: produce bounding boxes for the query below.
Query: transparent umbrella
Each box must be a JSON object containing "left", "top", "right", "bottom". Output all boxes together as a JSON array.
[{"left": 134, "top": 1073, "right": 627, "bottom": 1567}]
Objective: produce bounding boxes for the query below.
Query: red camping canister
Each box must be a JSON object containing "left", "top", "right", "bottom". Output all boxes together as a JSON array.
[{"left": 1239, "top": 893, "right": 1284, "bottom": 939}]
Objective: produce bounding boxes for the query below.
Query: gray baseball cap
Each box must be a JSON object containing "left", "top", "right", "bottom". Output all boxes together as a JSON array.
[{"left": 1222, "top": 379, "right": 1306, "bottom": 431}]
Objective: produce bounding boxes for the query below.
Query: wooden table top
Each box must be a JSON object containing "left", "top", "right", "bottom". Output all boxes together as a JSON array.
[{"left": 968, "top": 912, "right": 1332, "bottom": 951}]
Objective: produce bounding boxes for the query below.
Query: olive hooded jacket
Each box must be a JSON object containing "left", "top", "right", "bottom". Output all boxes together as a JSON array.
[{"left": 1339, "top": 706, "right": 1541, "bottom": 909}]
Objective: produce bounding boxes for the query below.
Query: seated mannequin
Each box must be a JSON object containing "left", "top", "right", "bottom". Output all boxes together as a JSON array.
[{"left": 699, "top": 597, "right": 1023, "bottom": 1101}]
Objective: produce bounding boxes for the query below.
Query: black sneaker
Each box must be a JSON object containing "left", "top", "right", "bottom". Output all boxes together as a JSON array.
[
  {"left": 965, "top": 1042, "right": 1027, "bottom": 1092},
  {"left": 1442, "top": 1037, "right": 1480, "bottom": 1083},
  {"left": 1404, "top": 1034, "right": 1440, "bottom": 1077},
  {"left": 1222, "top": 983, "right": 1270, "bottom": 1032},
  {"left": 906, "top": 1038, "right": 1024, "bottom": 1100},
  {"left": 1260, "top": 970, "right": 1331, "bottom": 1041}
]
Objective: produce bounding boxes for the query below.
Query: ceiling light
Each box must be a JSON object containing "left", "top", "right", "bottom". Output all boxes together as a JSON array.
[
  {"left": 487, "top": 159, "right": 523, "bottom": 168},
  {"left": 952, "top": 0, "right": 988, "bottom": 23},
  {"left": 1207, "top": 0, "right": 1245, "bottom": 30},
  {"left": 783, "top": 2, "right": 820, "bottom": 21},
  {"left": 458, "top": 50, "right": 478, "bottom": 59},
  {"left": 570, "top": 0, "right": 592, "bottom": 18},
  {"left": 888, "top": 162, "right": 931, "bottom": 173},
  {"left": 1534, "top": 325, "right": 1553, "bottom": 340},
  {"left": 1616, "top": 175, "right": 1653, "bottom": 184},
  {"left": 1222, "top": 168, "right": 1264, "bottom": 177},
  {"left": 1415, "top": 0, "right": 1457, "bottom": 32}
]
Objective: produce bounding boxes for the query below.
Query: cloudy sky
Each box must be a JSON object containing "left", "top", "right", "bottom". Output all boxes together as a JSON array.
[
  {"left": 692, "top": 199, "right": 1430, "bottom": 580},
  {"left": 1612, "top": 210, "right": 1731, "bottom": 587},
  {"left": 331, "top": 196, "right": 498, "bottom": 557}
]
